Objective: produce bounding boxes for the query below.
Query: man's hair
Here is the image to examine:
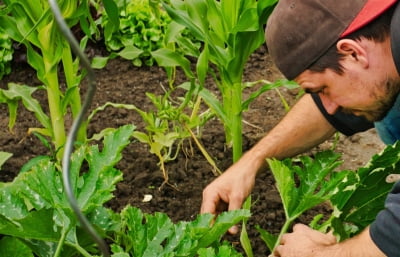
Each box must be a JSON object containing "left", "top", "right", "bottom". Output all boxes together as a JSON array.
[{"left": 308, "top": 6, "right": 394, "bottom": 75}]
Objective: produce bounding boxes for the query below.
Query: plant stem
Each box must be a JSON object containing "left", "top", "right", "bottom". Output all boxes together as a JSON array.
[
  {"left": 65, "top": 242, "right": 94, "bottom": 257},
  {"left": 62, "top": 45, "right": 86, "bottom": 143},
  {"left": 45, "top": 68, "right": 66, "bottom": 159},
  {"left": 54, "top": 229, "right": 67, "bottom": 257},
  {"left": 231, "top": 82, "right": 243, "bottom": 162},
  {"left": 184, "top": 123, "right": 222, "bottom": 176},
  {"left": 272, "top": 217, "right": 296, "bottom": 252}
]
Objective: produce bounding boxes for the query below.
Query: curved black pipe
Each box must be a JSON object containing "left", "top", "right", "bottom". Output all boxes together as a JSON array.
[{"left": 48, "top": 1, "right": 109, "bottom": 256}]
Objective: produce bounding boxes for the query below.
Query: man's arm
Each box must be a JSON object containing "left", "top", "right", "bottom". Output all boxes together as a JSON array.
[{"left": 200, "top": 94, "right": 336, "bottom": 233}]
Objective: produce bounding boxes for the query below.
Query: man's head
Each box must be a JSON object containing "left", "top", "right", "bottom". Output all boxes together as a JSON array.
[
  {"left": 265, "top": 0, "right": 400, "bottom": 122},
  {"left": 265, "top": 0, "right": 398, "bottom": 80}
]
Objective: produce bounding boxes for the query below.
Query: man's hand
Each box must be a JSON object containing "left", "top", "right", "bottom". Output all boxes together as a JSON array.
[
  {"left": 200, "top": 156, "right": 259, "bottom": 234},
  {"left": 273, "top": 224, "right": 337, "bottom": 257},
  {"left": 273, "top": 224, "right": 386, "bottom": 257}
]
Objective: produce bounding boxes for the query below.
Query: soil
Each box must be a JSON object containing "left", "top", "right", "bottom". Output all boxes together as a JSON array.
[{"left": 0, "top": 43, "right": 385, "bottom": 256}]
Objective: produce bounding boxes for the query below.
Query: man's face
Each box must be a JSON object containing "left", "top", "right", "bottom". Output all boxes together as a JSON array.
[{"left": 295, "top": 68, "right": 400, "bottom": 122}]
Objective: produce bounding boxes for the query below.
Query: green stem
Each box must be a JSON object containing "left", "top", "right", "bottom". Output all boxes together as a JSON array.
[
  {"left": 54, "top": 229, "right": 67, "bottom": 257},
  {"left": 45, "top": 68, "right": 66, "bottom": 159},
  {"left": 65, "top": 242, "right": 94, "bottom": 257},
  {"left": 272, "top": 216, "right": 296, "bottom": 253},
  {"left": 231, "top": 82, "right": 243, "bottom": 162},
  {"left": 62, "top": 45, "right": 87, "bottom": 143}
]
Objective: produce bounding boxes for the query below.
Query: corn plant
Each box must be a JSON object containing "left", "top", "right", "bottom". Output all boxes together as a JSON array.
[
  {"left": 162, "top": 0, "right": 282, "bottom": 162},
  {"left": 0, "top": 0, "right": 118, "bottom": 160}
]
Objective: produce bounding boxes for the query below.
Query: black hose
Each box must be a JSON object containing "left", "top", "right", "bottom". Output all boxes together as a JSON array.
[{"left": 48, "top": 1, "right": 110, "bottom": 256}]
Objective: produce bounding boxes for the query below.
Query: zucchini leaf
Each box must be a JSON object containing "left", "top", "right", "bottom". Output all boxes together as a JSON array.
[
  {"left": 115, "top": 206, "right": 250, "bottom": 256},
  {"left": 0, "top": 125, "right": 134, "bottom": 256}
]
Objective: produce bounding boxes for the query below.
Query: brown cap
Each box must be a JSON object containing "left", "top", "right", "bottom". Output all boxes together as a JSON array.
[{"left": 265, "top": 0, "right": 398, "bottom": 80}]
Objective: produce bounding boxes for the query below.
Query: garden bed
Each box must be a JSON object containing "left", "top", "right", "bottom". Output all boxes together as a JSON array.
[{"left": 0, "top": 43, "right": 385, "bottom": 255}]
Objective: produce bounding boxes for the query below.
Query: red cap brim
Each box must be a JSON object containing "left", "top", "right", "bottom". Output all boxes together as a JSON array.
[{"left": 341, "top": 0, "right": 398, "bottom": 37}]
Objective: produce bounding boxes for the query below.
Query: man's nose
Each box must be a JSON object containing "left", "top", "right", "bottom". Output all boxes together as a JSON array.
[{"left": 319, "top": 93, "right": 339, "bottom": 114}]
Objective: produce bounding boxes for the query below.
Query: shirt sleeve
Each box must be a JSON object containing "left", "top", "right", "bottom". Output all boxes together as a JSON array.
[
  {"left": 370, "top": 181, "right": 400, "bottom": 257},
  {"left": 311, "top": 93, "right": 374, "bottom": 135}
]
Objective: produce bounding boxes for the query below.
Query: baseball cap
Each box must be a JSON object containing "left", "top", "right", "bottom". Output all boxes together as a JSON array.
[{"left": 265, "top": 0, "right": 399, "bottom": 80}]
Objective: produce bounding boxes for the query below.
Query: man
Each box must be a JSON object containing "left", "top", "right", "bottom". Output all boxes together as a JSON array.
[{"left": 200, "top": 0, "right": 400, "bottom": 256}]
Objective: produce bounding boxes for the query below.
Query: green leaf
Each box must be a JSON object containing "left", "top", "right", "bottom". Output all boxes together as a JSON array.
[
  {"left": 0, "top": 125, "right": 135, "bottom": 253},
  {"left": 1, "top": 83, "right": 51, "bottom": 131},
  {"left": 329, "top": 142, "right": 400, "bottom": 240},
  {"left": 0, "top": 151, "right": 12, "bottom": 170},
  {"left": 0, "top": 209, "right": 60, "bottom": 241},
  {"left": 117, "top": 206, "right": 250, "bottom": 256},
  {"left": 117, "top": 45, "right": 144, "bottom": 60},
  {"left": 151, "top": 48, "right": 194, "bottom": 78},
  {"left": 102, "top": 0, "right": 120, "bottom": 31},
  {"left": 256, "top": 225, "right": 278, "bottom": 252},
  {"left": 0, "top": 236, "right": 34, "bottom": 257}
]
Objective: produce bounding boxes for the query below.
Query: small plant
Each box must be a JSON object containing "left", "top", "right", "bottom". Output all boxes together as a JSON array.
[{"left": 88, "top": 85, "right": 217, "bottom": 189}]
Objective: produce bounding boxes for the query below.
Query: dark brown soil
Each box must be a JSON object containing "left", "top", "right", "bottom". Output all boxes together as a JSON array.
[{"left": 0, "top": 43, "right": 385, "bottom": 256}]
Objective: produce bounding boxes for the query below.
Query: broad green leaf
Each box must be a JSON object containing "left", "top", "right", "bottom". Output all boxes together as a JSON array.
[
  {"left": 0, "top": 236, "right": 34, "bottom": 257},
  {"left": 198, "top": 209, "right": 251, "bottom": 248},
  {"left": 77, "top": 125, "right": 134, "bottom": 210},
  {"left": 91, "top": 56, "right": 110, "bottom": 69},
  {"left": 329, "top": 142, "right": 400, "bottom": 239},
  {"left": 117, "top": 45, "right": 144, "bottom": 60},
  {"left": 0, "top": 209, "right": 60, "bottom": 241},
  {"left": 0, "top": 182, "right": 28, "bottom": 220},
  {"left": 117, "top": 206, "right": 250, "bottom": 256},
  {"left": 0, "top": 125, "right": 134, "bottom": 253},
  {"left": 151, "top": 48, "right": 194, "bottom": 78}
]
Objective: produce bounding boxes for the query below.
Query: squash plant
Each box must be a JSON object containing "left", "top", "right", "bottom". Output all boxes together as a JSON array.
[
  {"left": 256, "top": 143, "right": 400, "bottom": 255},
  {"left": 0, "top": 0, "right": 118, "bottom": 160},
  {"left": 0, "top": 124, "right": 251, "bottom": 256}
]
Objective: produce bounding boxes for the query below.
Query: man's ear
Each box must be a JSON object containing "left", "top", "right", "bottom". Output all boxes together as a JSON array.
[{"left": 336, "top": 39, "right": 369, "bottom": 68}]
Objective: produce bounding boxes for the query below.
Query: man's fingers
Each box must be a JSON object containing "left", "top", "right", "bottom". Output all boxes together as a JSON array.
[{"left": 292, "top": 223, "right": 308, "bottom": 231}]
